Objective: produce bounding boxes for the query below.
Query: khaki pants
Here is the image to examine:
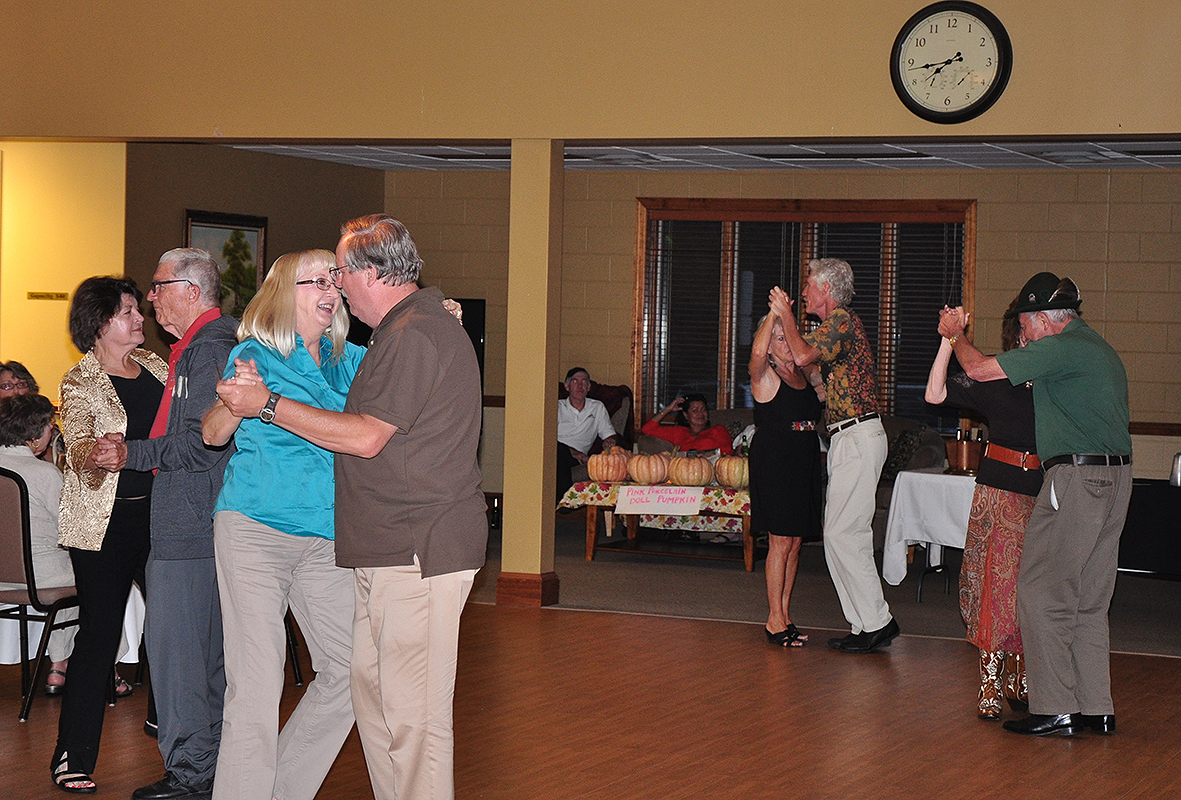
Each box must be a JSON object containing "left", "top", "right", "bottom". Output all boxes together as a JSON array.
[
  {"left": 1018, "top": 463, "right": 1132, "bottom": 716},
  {"left": 823, "top": 418, "right": 891, "bottom": 634},
  {"left": 212, "top": 511, "right": 355, "bottom": 800},
  {"left": 352, "top": 562, "right": 477, "bottom": 800}
]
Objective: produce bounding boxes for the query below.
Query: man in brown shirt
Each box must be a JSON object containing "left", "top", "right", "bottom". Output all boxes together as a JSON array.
[
  {"left": 774, "top": 257, "right": 898, "bottom": 654},
  {"left": 216, "top": 215, "right": 486, "bottom": 800}
]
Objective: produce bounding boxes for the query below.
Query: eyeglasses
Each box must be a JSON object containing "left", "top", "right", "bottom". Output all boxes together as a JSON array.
[
  {"left": 0, "top": 381, "right": 28, "bottom": 392},
  {"left": 328, "top": 267, "right": 344, "bottom": 286},
  {"left": 149, "top": 278, "right": 193, "bottom": 293},
  {"left": 295, "top": 277, "right": 336, "bottom": 292}
]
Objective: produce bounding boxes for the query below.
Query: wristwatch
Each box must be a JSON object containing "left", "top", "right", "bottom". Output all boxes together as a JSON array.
[{"left": 259, "top": 391, "right": 281, "bottom": 424}]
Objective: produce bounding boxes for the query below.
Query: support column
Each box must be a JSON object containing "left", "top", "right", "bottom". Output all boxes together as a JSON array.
[{"left": 496, "top": 139, "right": 562, "bottom": 606}]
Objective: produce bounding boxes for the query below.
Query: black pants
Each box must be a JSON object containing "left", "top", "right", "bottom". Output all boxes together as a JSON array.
[
  {"left": 56, "top": 497, "right": 151, "bottom": 775},
  {"left": 556, "top": 443, "right": 579, "bottom": 504}
]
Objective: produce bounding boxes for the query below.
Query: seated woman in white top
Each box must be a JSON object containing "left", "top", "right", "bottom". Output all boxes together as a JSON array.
[{"left": 0, "top": 393, "right": 75, "bottom": 693}]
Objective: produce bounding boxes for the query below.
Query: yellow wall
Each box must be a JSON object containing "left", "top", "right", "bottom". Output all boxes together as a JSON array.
[
  {"left": 391, "top": 166, "right": 1181, "bottom": 481},
  {"left": 0, "top": 143, "right": 127, "bottom": 401},
  {"left": 1, "top": 1, "right": 1179, "bottom": 141}
]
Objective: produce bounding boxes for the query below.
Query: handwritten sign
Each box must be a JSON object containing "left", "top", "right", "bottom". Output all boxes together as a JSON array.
[{"left": 615, "top": 485, "right": 704, "bottom": 515}]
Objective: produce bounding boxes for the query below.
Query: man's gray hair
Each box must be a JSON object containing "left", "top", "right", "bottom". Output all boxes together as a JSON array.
[
  {"left": 339, "top": 214, "right": 423, "bottom": 287},
  {"left": 160, "top": 248, "right": 222, "bottom": 308},
  {"left": 808, "top": 258, "right": 855, "bottom": 307},
  {"left": 1030, "top": 307, "right": 1080, "bottom": 324}
]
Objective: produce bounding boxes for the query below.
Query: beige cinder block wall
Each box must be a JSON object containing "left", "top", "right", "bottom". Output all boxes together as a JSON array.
[
  {"left": 388, "top": 166, "right": 1181, "bottom": 484},
  {"left": 384, "top": 171, "right": 511, "bottom": 492}
]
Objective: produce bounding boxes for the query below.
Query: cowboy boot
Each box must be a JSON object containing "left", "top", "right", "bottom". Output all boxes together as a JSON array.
[
  {"left": 1001, "top": 651, "right": 1029, "bottom": 712},
  {"left": 1002, "top": 651, "right": 1021, "bottom": 710},
  {"left": 977, "top": 649, "right": 1004, "bottom": 719},
  {"left": 1009, "top": 652, "right": 1028, "bottom": 712}
]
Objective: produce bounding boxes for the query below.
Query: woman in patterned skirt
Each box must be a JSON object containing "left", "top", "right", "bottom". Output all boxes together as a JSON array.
[{"left": 927, "top": 302, "right": 1041, "bottom": 718}]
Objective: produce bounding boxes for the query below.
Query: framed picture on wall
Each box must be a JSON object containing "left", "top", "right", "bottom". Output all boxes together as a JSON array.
[{"left": 184, "top": 209, "right": 267, "bottom": 317}]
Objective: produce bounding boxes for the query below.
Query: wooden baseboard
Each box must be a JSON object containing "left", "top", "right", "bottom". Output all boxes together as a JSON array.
[
  {"left": 496, "top": 571, "right": 560, "bottom": 607},
  {"left": 1130, "top": 422, "right": 1181, "bottom": 437}
]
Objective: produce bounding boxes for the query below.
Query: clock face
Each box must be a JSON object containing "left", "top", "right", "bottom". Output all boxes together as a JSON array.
[{"left": 890, "top": 2, "right": 1012, "bottom": 124}]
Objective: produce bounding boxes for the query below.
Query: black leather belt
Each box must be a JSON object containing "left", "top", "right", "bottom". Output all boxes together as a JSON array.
[
  {"left": 827, "top": 412, "right": 880, "bottom": 434},
  {"left": 1041, "top": 453, "right": 1132, "bottom": 471}
]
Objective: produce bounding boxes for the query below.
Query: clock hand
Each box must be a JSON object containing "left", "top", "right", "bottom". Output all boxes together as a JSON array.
[
  {"left": 925, "top": 52, "right": 965, "bottom": 84},
  {"left": 909, "top": 52, "right": 965, "bottom": 72}
]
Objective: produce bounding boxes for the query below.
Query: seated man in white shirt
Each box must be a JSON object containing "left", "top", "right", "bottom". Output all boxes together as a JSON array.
[{"left": 556, "top": 367, "right": 617, "bottom": 502}]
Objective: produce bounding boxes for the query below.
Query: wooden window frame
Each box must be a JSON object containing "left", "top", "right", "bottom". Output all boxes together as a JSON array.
[{"left": 632, "top": 197, "right": 977, "bottom": 419}]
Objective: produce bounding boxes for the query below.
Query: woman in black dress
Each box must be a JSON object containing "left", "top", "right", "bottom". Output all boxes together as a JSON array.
[{"left": 749, "top": 308, "right": 824, "bottom": 647}]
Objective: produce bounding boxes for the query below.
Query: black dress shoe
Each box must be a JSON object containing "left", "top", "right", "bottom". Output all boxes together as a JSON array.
[
  {"left": 839, "top": 618, "right": 900, "bottom": 653},
  {"left": 1002, "top": 713, "right": 1083, "bottom": 737},
  {"left": 1081, "top": 714, "right": 1116, "bottom": 734},
  {"left": 827, "top": 632, "right": 860, "bottom": 650},
  {"left": 131, "top": 773, "right": 213, "bottom": 800}
]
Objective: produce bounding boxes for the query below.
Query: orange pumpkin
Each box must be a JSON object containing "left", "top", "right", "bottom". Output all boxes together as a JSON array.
[
  {"left": 587, "top": 450, "right": 629, "bottom": 483},
  {"left": 667, "top": 455, "right": 714, "bottom": 486},
  {"left": 628, "top": 453, "right": 670, "bottom": 485},
  {"left": 714, "top": 455, "right": 749, "bottom": 489}
]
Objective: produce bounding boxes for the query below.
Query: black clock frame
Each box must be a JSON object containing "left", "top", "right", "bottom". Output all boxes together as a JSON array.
[{"left": 890, "top": 1, "right": 1013, "bottom": 125}]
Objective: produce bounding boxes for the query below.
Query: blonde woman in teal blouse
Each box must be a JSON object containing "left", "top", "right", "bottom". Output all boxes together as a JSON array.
[{"left": 202, "top": 250, "right": 364, "bottom": 800}]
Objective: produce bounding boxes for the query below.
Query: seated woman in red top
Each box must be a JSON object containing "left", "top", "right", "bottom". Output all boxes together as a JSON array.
[{"left": 640, "top": 393, "right": 733, "bottom": 454}]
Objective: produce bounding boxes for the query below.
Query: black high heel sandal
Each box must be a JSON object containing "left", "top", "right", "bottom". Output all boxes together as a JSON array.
[
  {"left": 51, "top": 750, "right": 96, "bottom": 794},
  {"left": 765, "top": 624, "right": 808, "bottom": 647}
]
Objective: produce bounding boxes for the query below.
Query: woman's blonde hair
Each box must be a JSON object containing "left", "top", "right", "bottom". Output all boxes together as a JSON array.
[{"left": 237, "top": 249, "right": 350, "bottom": 362}]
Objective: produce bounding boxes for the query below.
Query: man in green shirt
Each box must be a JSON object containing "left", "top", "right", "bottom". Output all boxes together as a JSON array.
[{"left": 941, "top": 272, "right": 1132, "bottom": 738}]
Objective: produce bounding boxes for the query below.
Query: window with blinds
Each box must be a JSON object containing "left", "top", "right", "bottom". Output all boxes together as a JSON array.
[{"left": 634, "top": 199, "right": 975, "bottom": 433}]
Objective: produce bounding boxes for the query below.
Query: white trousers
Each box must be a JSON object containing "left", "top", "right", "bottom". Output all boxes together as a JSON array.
[{"left": 823, "top": 418, "right": 891, "bottom": 633}]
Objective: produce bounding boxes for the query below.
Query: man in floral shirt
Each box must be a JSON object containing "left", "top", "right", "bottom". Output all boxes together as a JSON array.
[{"left": 773, "top": 258, "right": 899, "bottom": 654}]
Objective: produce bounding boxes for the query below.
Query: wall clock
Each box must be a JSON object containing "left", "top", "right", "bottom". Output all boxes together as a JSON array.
[{"left": 890, "top": 1, "right": 1012, "bottom": 124}]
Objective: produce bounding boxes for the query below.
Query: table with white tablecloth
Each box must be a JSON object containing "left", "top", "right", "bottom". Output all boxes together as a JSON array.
[
  {"left": 882, "top": 468, "right": 976, "bottom": 586},
  {"left": 0, "top": 586, "right": 145, "bottom": 664}
]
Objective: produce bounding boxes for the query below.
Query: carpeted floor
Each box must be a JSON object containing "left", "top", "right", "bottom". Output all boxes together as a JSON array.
[{"left": 470, "top": 516, "right": 1181, "bottom": 657}]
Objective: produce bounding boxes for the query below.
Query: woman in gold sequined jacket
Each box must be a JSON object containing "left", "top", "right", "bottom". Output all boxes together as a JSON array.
[
  {"left": 51, "top": 277, "right": 168, "bottom": 794},
  {"left": 58, "top": 348, "right": 167, "bottom": 549}
]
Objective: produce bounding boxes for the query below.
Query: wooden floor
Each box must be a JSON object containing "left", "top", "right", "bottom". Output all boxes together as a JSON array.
[{"left": 5, "top": 603, "right": 1181, "bottom": 799}]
